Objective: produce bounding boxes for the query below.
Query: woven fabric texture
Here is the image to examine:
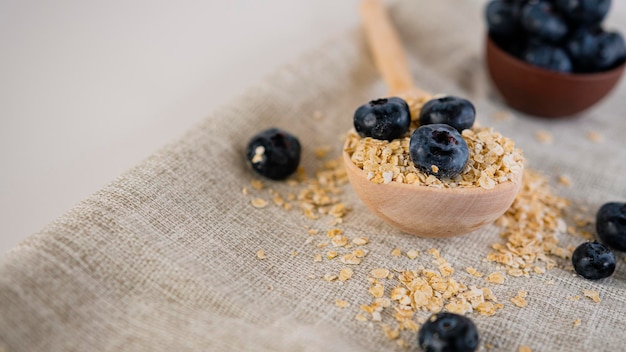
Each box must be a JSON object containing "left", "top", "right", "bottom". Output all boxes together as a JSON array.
[{"left": 2, "top": 1, "right": 626, "bottom": 351}]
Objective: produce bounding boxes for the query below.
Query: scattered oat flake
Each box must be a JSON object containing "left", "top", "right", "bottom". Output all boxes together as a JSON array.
[
  {"left": 355, "top": 313, "right": 367, "bottom": 322},
  {"left": 466, "top": 267, "right": 484, "bottom": 277},
  {"left": 370, "top": 268, "right": 390, "bottom": 279},
  {"left": 307, "top": 229, "right": 319, "bottom": 235},
  {"left": 313, "top": 253, "right": 322, "bottom": 262},
  {"left": 406, "top": 249, "right": 419, "bottom": 259},
  {"left": 251, "top": 179, "right": 264, "bottom": 190},
  {"left": 256, "top": 249, "right": 266, "bottom": 260},
  {"left": 327, "top": 251, "right": 339, "bottom": 260},
  {"left": 535, "top": 130, "right": 553, "bottom": 144},
  {"left": 381, "top": 324, "right": 400, "bottom": 340},
  {"left": 339, "top": 268, "right": 354, "bottom": 281},
  {"left": 331, "top": 235, "right": 349, "bottom": 247},
  {"left": 352, "top": 237, "right": 369, "bottom": 245},
  {"left": 573, "top": 318, "right": 581, "bottom": 327},
  {"left": 326, "top": 228, "right": 343, "bottom": 238},
  {"left": 511, "top": 291, "right": 528, "bottom": 308},
  {"left": 486, "top": 272, "right": 506, "bottom": 284},
  {"left": 557, "top": 175, "right": 572, "bottom": 186},
  {"left": 369, "top": 284, "right": 385, "bottom": 298},
  {"left": 291, "top": 250, "right": 298, "bottom": 257},
  {"left": 251, "top": 198, "right": 268, "bottom": 208},
  {"left": 568, "top": 295, "right": 580, "bottom": 301},
  {"left": 242, "top": 187, "right": 249, "bottom": 195},
  {"left": 316, "top": 241, "right": 329, "bottom": 248},
  {"left": 587, "top": 131, "right": 603, "bottom": 143},
  {"left": 340, "top": 253, "right": 362, "bottom": 265},
  {"left": 431, "top": 165, "right": 439, "bottom": 174},
  {"left": 582, "top": 289, "right": 600, "bottom": 303},
  {"left": 518, "top": 346, "right": 532, "bottom": 352},
  {"left": 323, "top": 274, "right": 338, "bottom": 282},
  {"left": 391, "top": 248, "right": 402, "bottom": 257},
  {"left": 315, "top": 146, "right": 332, "bottom": 159},
  {"left": 428, "top": 248, "right": 441, "bottom": 258},
  {"left": 335, "top": 299, "right": 350, "bottom": 308}
]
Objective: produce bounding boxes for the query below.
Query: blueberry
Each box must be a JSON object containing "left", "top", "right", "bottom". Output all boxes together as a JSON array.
[
  {"left": 353, "top": 97, "right": 411, "bottom": 141},
  {"left": 419, "top": 96, "right": 476, "bottom": 133},
  {"left": 521, "top": 1, "right": 569, "bottom": 43},
  {"left": 418, "top": 312, "right": 479, "bottom": 352},
  {"left": 565, "top": 26, "right": 603, "bottom": 72},
  {"left": 246, "top": 128, "right": 301, "bottom": 180},
  {"left": 596, "top": 202, "right": 626, "bottom": 252},
  {"left": 523, "top": 44, "right": 573, "bottom": 72},
  {"left": 593, "top": 31, "right": 626, "bottom": 71},
  {"left": 572, "top": 241, "right": 616, "bottom": 280},
  {"left": 409, "top": 124, "right": 469, "bottom": 179},
  {"left": 486, "top": 1, "right": 522, "bottom": 38},
  {"left": 555, "top": 0, "right": 611, "bottom": 25}
]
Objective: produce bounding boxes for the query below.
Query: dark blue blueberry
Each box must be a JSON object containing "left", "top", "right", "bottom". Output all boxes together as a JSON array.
[
  {"left": 246, "top": 128, "right": 301, "bottom": 180},
  {"left": 409, "top": 124, "right": 469, "bottom": 179},
  {"left": 419, "top": 96, "right": 476, "bottom": 133},
  {"left": 353, "top": 97, "right": 411, "bottom": 141},
  {"left": 523, "top": 44, "right": 573, "bottom": 72},
  {"left": 555, "top": 0, "right": 611, "bottom": 25},
  {"left": 521, "top": 1, "right": 569, "bottom": 43},
  {"left": 593, "top": 31, "right": 626, "bottom": 71},
  {"left": 596, "top": 202, "right": 626, "bottom": 252},
  {"left": 486, "top": 1, "right": 522, "bottom": 38},
  {"left": 418, "top": 312, "right": 479, "bottom": 352},
  {"left": 565, "top": 26, "right": 603, "bottom": 72},
  {"left": 572, "top": 241, "right": 616, "bottom": 280}
]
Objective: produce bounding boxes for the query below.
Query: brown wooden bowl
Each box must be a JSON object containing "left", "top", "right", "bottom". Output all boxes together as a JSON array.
[{"left": 485, "top": 35, "right": 626, "bottom": 118}]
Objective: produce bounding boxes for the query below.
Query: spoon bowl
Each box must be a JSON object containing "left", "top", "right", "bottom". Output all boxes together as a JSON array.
[
  {"left": 346, "top": 0, "right": 524, "bottom": 237},
  {"left": 343, "top": 142, "right": 522, "bottom": 237}
]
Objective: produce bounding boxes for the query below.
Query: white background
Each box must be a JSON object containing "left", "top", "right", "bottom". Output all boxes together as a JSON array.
[{"left": 0, "top": 0, "right": 360, "bottom": 254}]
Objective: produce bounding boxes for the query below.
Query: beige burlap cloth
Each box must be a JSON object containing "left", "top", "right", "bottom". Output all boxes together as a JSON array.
[{"left": 2, "top": 1, "right": 626, "bottom": 351}]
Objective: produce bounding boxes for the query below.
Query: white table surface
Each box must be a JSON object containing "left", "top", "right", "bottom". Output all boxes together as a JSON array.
[{"left": 0, "top": 0, "right": 360, "bottom": 254}]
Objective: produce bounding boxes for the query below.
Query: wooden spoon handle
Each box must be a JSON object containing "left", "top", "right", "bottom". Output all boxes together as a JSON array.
[{"left": 360, "top": 0, "right": 427, "bottom": 97}]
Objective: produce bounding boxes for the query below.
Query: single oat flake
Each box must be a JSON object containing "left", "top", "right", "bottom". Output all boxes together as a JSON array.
[
  {"left": 335, "top": 299, "right": 350, "bottom": 308},
  {"left": 256, "top": 249, "right": 267, "bottom": 260},
  {"left": 582, "top": 289, "right": 600, "bottom": 303},
  {"left": 251, "top": 198, "right": 268, "bottom": 208},
  {"left": 510, "top": 290, "right": 528, "bottom": 308}
]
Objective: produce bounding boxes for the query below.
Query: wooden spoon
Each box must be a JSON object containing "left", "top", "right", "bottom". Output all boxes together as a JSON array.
[{"left": 343, "top": 0, "right": 523, "bottom": 238}]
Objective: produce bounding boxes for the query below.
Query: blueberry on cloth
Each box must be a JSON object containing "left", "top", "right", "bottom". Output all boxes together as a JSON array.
[
  {"left": 418, "top": 312, "right": 479, "bottom": 352},
  {"left": 246, "top": 128, "right": 301, "bottom": 180},
  {"left": 596, "top": 202, "right": 626, "bottom": 252},
  {"left": 555, "top": 0, "right": 611, "bottom": 25},
  {"left": 523, "top": 44, "right": 573, "bottom": 72},
  {"left": 418, "top": 96, "right": 476, "bottom": 133},
  {"left": 409, "top": 124, "right": 469, "bottom": 179},
  {"left": 572, "top": 241, "right": 616, "bottom": 280},
  {"left": 521, "top": 1, "right": 569, "bottom": 43},
  {"left": 353, "top": 97, "right": 411, "bottom": 141}
]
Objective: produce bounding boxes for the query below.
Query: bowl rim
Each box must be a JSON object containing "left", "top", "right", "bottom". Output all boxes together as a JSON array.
[{"left": 486, "top": 34, "right": 626, "bottom": 81}]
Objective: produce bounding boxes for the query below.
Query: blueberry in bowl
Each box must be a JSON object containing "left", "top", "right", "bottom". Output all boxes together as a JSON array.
[{"left": 485, "top": 0, "right": 626, "bottom": 118}]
